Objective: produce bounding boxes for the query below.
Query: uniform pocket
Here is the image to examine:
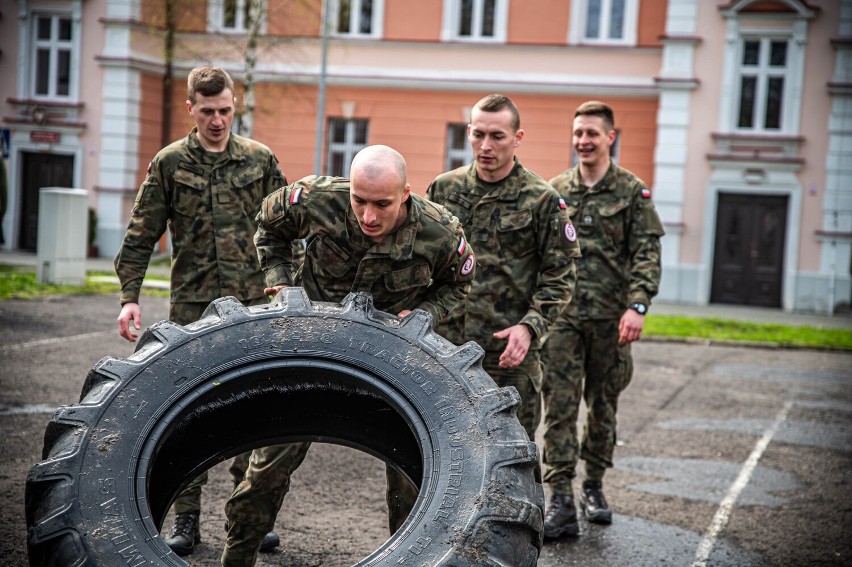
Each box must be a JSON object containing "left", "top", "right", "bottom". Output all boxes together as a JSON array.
[
  {"left": 172, "top": 167, "right": 209, "bottom": 217},
  {"left": 384, "top": 264, "right": 432, "bottom": 292},
  {"left": 598, "top": 198, "right": 630, "bottom": 246},
  {"left": 496, "top": 208, "right": 534, "bottom": 258},
  {"left": 308, "top": 235, "right": 353, "bottom": 280}
]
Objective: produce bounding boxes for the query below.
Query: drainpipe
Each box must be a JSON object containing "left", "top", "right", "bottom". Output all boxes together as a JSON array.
[
  {"left": 162, "top": 0, "right": 176, "bottom": 148},
  {"left": 313, "top": 0, "right": 329, "bottom": 175}
]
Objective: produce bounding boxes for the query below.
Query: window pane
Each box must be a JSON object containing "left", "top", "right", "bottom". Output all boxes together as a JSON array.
[
  {"left": 331, "top": 120, "right": 345, "bottom": 143},
  {"left": 585, "top": 0, "right": 601, "bottom": 38},
  {"left": 765, "top": 77, "right": 783, "bottom": 129},
  {"left": 481, "top": 0, "right": 495, "bottom": 37},
  {"left": 59, "top": 17, "right": 72, "bottom": 41},
  {"left": 36, "top": 49, "right": 50, "bottom": 95},
  {"left": 337, "top": 0, "right": 351, "bottom": 33},
  {"left": 224, "top": 0, "right": 237, "bottom": 27},
  {"left": 737, "top": 76, "right": 756, "bottom": 128},
  {"left": 609, "top": 0, "right": 625, "bottom": 39},
  {"left": 354, "top": 120, "right": 368, "bottom": 143},
  {"left": 459, "top": 0, "right": 472, "bottom": 36},
  {"left": 57, "top": 49, "right": 71, "bottom": 96},
  {"left": 450, "top": 125, "right": 466, "bottom": 149},
  {"left": 37, "top": 17, "right": 52, "bottom": 40},
  {"left": 770, "top": 41, "right": 787, "bottom": 67},
  {"left": 742, "top": 40, "right": 759, "bottom": 65},
  {"left": 330, "top": 152, "right": 344, "bottom": 177},
  {"left": 359, "top": 0, "right": 372, "bottom": 34}
]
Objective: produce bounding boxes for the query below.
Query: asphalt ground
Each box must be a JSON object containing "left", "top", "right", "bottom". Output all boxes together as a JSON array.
[{"left": 1, "top": 255, "right": 851, "bottom": 566}]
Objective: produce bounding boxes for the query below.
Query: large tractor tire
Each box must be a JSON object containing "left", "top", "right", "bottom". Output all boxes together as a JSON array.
[{"left": 25, "top": 289, "right": 543, "bottom": 566}]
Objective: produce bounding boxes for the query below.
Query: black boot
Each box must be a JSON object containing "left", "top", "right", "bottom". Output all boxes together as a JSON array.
[
  {"left": 543, "top": 493, "right": 579, "bottom": 539},
  {"left": 224, "top": 519, "right": 280, "bottom": 552},
  {"left": 580, "top": 480, "right": 612, "bottom": 524},
  {"left": 164, "top": 510, "right": 201, "bottom": 556}
]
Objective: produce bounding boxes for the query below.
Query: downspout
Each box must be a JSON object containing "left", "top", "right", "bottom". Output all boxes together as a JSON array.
[{"left": 162, "top": 0, "right": 175, "bottom": 148}]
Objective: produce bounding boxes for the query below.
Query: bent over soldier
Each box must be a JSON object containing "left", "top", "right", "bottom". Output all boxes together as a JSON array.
[
  {"left": 426, "top": 94, "right": 581, "bottom": 442},
  {"left": 221, "top": 144, "right": 476, "bottom": 567},
  {"left": 113, "top": 66, "right": 286, "bottom": 556},
  {"left": 540, "top": 100, "right": 664, "bottom": 539}
]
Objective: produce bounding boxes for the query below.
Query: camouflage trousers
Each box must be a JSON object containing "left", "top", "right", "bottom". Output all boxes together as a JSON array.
[
  {"left": 540, "top": 318, "right": 633, "bottom": 495},
  {"left": 221, "top": 443, "right": 418, "bottom": 566},
  {"left": 482, "top": 349, "right": 543, "bottom": 443},
  {"left": 168, "top": 298, "right": 266, "bottom": 514}
]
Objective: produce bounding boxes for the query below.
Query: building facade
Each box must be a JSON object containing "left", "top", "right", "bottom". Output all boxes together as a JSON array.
[{"left": 0, "top": 0, "right": 849, "bottom": 313}]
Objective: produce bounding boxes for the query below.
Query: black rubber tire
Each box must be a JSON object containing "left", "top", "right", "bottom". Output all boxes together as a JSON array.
[{"left": 25, "top": 289, "right": 543, "bottom": 566}]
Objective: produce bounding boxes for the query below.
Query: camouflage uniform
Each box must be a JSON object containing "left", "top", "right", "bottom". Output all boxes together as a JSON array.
[
  {"left": 541, "top": 162, "right": 664, "bottom": 494},
  {"left": 114, "top": 127, "right": 287, "bottom": 514},
  {"left": 426, "top": 159, "right": 581, "bottom": 440},
  {"left": 222, "top": 174, "right": 476, "bottom": 567}
]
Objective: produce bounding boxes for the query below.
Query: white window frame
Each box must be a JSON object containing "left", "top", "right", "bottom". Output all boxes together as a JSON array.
[
  {"left": 718, "top": 18, "right": 807, "bottom": 136},
  {"left": 326, "top": 118, "right": 369, "bottom": 177},
  {"left": 208, "top": 0, "right": 268, "bottom": 34},
  {"left": 27, "top": 11, "right": 80, "bottom": 101},
  {"left": 568, "top": 0, "right": 638, "bottom": 46},
  {"left": 445, "top": 123, "right": 474, "bottom": 170},
  {"left": 733, "top": 36, "right": 791, "bottom": 133},
  {"left": 330, "top": 0, "right": 385, "bottom": 38},
  {"left": 441, "top": 0, "right": 509, "bottom": 43}
]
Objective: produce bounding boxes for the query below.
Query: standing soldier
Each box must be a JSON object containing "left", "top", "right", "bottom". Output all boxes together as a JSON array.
[
  {"left": 540, "top": 100, "right": 664, "bottom": 539},
  {"left": 426, "top": 93, "right": 581, "bottom": 443},
  {"left": 221, "top": 144, "right": 476, "bottom": 567},
  {"left": 114, "top": 66, "right": 285, "bottom": 555}
]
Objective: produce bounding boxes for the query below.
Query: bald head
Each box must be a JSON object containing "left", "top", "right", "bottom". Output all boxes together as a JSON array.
[{"left": 350, "top": 145, "right": 407, "bottom": 190}]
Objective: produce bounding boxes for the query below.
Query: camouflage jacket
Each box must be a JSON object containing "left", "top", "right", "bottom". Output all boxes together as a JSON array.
[
  {"left": 550, "top": 162, "right": 664, "bottom": 320},
  {"left": 114, "top": 128, "right": 286, "bottom": 305},
  {"left": 426, "top": 159, "right": 581, "bottom": 351},
  {"left": 255, "top": 175, "right": 476, "bottom": 322}
]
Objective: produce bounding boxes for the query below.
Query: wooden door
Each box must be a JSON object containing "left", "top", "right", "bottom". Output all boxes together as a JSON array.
[
  {"left": 18, "top": 152, "right": 74, "bottom": 250},
  {"left": 710, "top": 193, "right": 787, "bottom": 307}
]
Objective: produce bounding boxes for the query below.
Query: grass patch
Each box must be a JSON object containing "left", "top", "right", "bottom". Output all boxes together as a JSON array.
[
  {"left": 645, "top": 314, "right": 852, "bottom": 350},
  {"left": 0, "top": 265, "right": 168, "bottom": 300}
]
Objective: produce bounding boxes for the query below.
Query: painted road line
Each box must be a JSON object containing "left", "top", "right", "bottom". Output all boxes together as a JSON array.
[
  {"left": 690, "top": 400, "right": 794, "bottom": 567},
  {"left": 0, "top": 330, "right": 113, "bottom": 354}
]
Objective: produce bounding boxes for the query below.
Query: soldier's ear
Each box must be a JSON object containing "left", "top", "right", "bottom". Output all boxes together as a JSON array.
[{"left": 402, "top": 183, "right": 411, "bottom": 202}]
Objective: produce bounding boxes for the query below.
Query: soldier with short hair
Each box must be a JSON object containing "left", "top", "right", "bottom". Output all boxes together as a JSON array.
[
  {"left": 540, "top": 100, "right": 664, "bottom": 539},
  {"left": 426, "top": 93, "right": 581, "bottom": 442},
  {"left": 221, "top": 144, "right": 476, "bottom": 567},
  {"left": 114, "top": 65, "right": 286, "bottom": 555}
]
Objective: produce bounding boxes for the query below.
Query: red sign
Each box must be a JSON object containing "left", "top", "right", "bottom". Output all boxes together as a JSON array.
[{"left": 31, "top": 130, "right": 60, "bottom": 144}]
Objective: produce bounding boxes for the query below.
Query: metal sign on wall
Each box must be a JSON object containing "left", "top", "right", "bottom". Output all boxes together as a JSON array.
[{"left": 31, "top": 130, "right": 61, "bottom": 144}]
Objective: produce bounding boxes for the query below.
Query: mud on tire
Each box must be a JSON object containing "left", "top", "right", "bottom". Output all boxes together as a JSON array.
[{"left": 25, "top": 289, "right": 543, "bottom": 566}]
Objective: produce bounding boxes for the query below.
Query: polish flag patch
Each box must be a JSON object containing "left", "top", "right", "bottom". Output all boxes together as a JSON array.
[
  {"left": 290, "top": 187, "right": 303, "bottom": 204},
  {"left": 456, "top": 236, "right": 468, "bottom": 256},
  {"left": 641, "top": 188, "right": 652, "bottom": 199},
  {"left": 558, "top": 198, "right": 567, "bottom": 209}
]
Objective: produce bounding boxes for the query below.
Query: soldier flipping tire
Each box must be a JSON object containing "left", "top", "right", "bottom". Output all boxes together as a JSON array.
[{"left": 25, "top": 288, "right": 543, "bottom": 566}]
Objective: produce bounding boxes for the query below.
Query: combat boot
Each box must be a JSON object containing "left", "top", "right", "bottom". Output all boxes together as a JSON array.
[
  {"left": 164, "top": 510, "right": 201, "bottom": 556},
  {"left": 543, "top": 493, "right": 579, "bottom": 539},
  {"left": 580, "top": 480, "right": 612, "bottom": 524}
]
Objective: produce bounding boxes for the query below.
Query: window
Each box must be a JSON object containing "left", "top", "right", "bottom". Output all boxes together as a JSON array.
[
  {"left": 208, "top": 0, "right": 267, "bottom": 33},
  {"left": 326, "top": 118, "right": 368, "bottom": 177},
  {"left": 32, "top": 14, "right": 73, "bottom": 98},
  {"left": 736, "top": 38, "right": 789, "bottom": 131},
  {"left": 442, "top": 0, "right": 508, "bottom": 42},
  {"left": 445, "top": 124, "right": 473, "bottom": 170},
  {"left": 569, "top": 0, "right": 637, "bottom": 45},
  {"left": 332, "top": 0, "right": 383, "bottom": 37}
]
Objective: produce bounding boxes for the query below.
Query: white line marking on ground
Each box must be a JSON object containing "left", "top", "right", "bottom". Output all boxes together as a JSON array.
[
  {"left": 0, "top": 330, "right": 112, "bottom": 354},
  {"left": 691, "top": 400, "right": 793, "bottom": 567}
]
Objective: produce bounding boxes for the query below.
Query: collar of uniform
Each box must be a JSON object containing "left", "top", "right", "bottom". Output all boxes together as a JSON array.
[
  {"left": 465, "top": 157, "right": 524, "bottom": 201},
  {"left": 568, "top": 162, "right": 618, "bottom": 194},
  {"left": 186, "top": 128, "right": 247, "bottom": 162}
]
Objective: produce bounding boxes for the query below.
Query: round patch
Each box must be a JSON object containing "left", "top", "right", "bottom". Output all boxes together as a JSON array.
[
  {"left": 461, "top": 254, "right": 476, "bottom": 276},
  {"left": 564, "top": 221, "right": 577, "bottom": 242}
]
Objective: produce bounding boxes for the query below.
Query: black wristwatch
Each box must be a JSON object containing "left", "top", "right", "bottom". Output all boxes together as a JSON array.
[{"left": 629, "top": 302, "right": 648, "bottom": 315}]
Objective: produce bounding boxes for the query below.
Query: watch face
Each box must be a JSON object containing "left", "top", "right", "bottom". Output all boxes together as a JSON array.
[{"left": 632, "top": 303, "right": 647, "bottom": 314}]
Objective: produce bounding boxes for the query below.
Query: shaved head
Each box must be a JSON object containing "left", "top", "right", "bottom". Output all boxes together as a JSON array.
[{"left": 350, "top": 145, "right": 407, "bottom": 191}]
